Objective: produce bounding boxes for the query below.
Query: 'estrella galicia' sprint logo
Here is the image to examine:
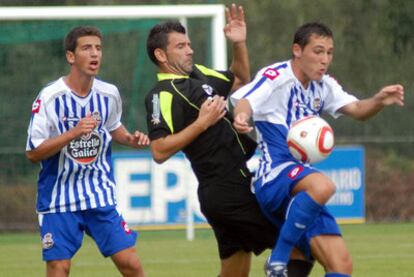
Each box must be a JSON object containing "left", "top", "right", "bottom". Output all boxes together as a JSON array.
[
  {"left": 202, "top": 84, "right": 213, "bottom": 95},
  {"left": 63, "top": 111, "right": 103, "bottom": 164},
  {"left": 151, "top": 94, "right": 161, "bottom": 125},
  {"left": 66, "top": 131, "right": 101, "bottom": 164}
]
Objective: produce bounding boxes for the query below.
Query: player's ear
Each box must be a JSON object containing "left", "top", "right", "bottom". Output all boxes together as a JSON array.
[
  {"left": 66, "top": 50, "right": 75, "bottom": 65},
  {"left": 154, "top": 48, "right": 167, "bottom": 64},
  {"left": 292, "top": 43, "right": 302, "bottom": 59}
]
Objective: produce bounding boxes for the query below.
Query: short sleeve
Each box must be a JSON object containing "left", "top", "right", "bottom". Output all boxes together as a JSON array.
[
  {"left": 106, "top": 87, "right": 123, "bottom": 132},
  {"left": 145, "top": 90, "right": 176, "bottom": 141},
  {"left": 323, "top": 76, "right": 358, "bottom": 118},
  {"left": 231, "top": 67, "right": 279, "bottom": 114},
  {"left": 26, "top": 94, "right": 50, "bottom": 150}
]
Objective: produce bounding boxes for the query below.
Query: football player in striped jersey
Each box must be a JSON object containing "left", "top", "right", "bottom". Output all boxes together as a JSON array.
[
  {"left": 232, "top": 22, "right": 404, "bottom": 277},
  {"left": 26, "top": 26, "right": 149, "bottom": 277}
]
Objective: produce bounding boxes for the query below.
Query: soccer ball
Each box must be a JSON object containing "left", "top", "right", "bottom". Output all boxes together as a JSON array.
[{"left": 287, "top": 116, "right": 334, "bottom": 164}]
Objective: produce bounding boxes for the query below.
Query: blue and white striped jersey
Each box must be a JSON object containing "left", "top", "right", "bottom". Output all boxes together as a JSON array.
[
  {"left": 26, "top": 77, "right": 122, "bottom": 214},
  {"left": 231, "top": 60, "right": 358, "bottom": 180}
]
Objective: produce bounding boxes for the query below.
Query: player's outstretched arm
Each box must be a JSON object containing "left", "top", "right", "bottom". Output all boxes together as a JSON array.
[
  {"left": 339, "top": 84, "right": 404, "bottom": 121},
  {"left": 225, "top": 3, "right": 250, "bottom": 91},
  {"left": 111, "top": 125, "right": 150, "bottom": 148},
  {"left": 151, "top": 95, "right": 227, "bottom": 163}
]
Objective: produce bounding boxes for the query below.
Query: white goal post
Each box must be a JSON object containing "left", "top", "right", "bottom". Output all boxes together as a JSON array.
[{"left": 0, "top": 5, "right": 229, "bottom": 241}]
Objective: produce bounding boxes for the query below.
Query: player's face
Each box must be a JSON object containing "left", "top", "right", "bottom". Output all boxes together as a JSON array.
[
  {"left": 164, "top": 32, "right": 194, "bottom": 75},
  {"left": 293, "top": 34, "right": 333, "bottom": 87},
  {"left": 66, "top": 35, "right": 102, "bottom": 77}
]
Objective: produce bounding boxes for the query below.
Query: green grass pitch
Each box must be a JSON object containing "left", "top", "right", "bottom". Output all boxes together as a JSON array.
[{"left": 0, "top": 223, "right": 413, "bottom": 276}]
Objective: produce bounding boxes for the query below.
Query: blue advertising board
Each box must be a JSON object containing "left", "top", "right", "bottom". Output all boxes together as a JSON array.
[
  {"left": 314, "top": 146, "right": 365, "bottom": 223},
  {"left": 113, "top": 146, "right": 365, "bottom": 228},
  {"left": 112, "top": 151, "right": 206, "bottom": 227}
]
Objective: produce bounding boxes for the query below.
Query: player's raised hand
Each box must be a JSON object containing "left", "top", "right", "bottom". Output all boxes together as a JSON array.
[
  {"left": 233, "top": 112, "right": 253, "bottom": 134},
  {"left": 72, "top": 113, "right": 97, "bottom": 137},
  {"left": 128, "top": 130, "right": 150, "bottom": 148},
  {"left": 224, "top": 3, "right": 246, "bottom": 44},
  {"left": 375, "top": 84, "right": 404, "bottom": 107}
]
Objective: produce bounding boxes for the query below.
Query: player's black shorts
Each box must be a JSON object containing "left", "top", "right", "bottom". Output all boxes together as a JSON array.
[{"left": 198, "top": 169, "right": 278, "bottom": 259}]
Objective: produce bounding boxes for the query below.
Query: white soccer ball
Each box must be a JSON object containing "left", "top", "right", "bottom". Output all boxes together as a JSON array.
[{"left": 287, "top": 116, "right": 334, "bottom": 164}]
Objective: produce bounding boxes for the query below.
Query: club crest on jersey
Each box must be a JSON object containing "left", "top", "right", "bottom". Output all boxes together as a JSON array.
[
  {"left": 312, "top": 98, "right": 322, "bottom": 111},
  {"left": 202, "top": 84, "right": 213, "bottom": 95},
  {"left": 32, "top": 99, "right": 41, "bottom": 113},
  {"left": 91, "top": 111, "right": 102, "bottom": 125},
  {"left": 66, "top": 131, "right": 101, "bottom": 165},
  {"left": 262, "top": 68, "right": 280, "bottom": 80},
  {"left": 42, "top": 233, "right": 54, "bottom": 249},
  {"left": 294, "top": 97, "right": 322, "bottom": 113},
  {"left": 151, "top": 94, "right": 161, "bottom": 125},
  {"left": 288, "top": 165, "right": 304, "bottom": 179}
]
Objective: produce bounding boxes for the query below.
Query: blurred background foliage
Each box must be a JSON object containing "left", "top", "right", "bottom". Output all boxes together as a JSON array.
[{"left": 0, "top": 0, "right": 412, "bottom": 230}]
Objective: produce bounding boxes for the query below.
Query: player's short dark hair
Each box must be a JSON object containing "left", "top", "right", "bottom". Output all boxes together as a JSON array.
[
  {"left": 293, "top": 22, "right": 333, "bottom": 49},
  {"left": 64, "top": 26, "right": 102, "bottom": 52},
  {"left": 146, "top": 21, "right": 186, "bottom": 65}
]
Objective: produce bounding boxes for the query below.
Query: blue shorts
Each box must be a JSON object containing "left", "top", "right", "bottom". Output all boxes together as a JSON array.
[
  {"left": 38, "top": 205, "right": 138, "bottom": 261},
  {"left": 254, "top": 162, "right": 341, "bottom": 259}
]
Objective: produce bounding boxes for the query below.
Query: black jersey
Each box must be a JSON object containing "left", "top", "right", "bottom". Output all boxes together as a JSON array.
[{"left": 145, "top": 65, "right": 253, "bottom": 186}]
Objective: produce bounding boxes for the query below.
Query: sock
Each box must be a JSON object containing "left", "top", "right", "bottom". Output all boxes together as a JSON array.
[
  {"left": 325, "top": 273, "right": 350, "bottom": 277},
  {"left": 287, "top": 259, "right": 314, "bottom": 277},
  {"left": 270, "top": 192, "right": 322, "bottom": 264}
]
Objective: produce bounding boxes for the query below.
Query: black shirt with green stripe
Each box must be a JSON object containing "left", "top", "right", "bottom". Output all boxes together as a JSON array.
[{"left": 145, "top": 64, "right": 253, "bottom": 186}]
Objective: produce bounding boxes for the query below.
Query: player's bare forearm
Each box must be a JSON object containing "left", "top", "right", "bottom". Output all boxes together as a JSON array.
[
  {"left": 233, "top": 99, "right": 253, "bottom": 133},
  {"left": 339, "top": 98, "right": 381, "bottom": 121},
  {"left": 340, "top": 84, "right": 404, "bottom": 121},
  {"left": 111, "top": 125, "right": 150, "bottom": 148},
  {"left": 26, "top": 131, "right": 78, "bottom": 163},
  {"left": 230, "top": 41, "right": 250, "bottom": 91},
  {"left": 234, "top": 99, "right": 252, "bottom": 119},
  {"left": 150, "top": 122, "right": 206, "bottom": 163}
]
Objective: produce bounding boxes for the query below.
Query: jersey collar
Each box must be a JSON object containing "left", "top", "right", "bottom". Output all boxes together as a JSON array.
[{"left": 157, "top": 73, "right": 189, "bottom": 81}]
